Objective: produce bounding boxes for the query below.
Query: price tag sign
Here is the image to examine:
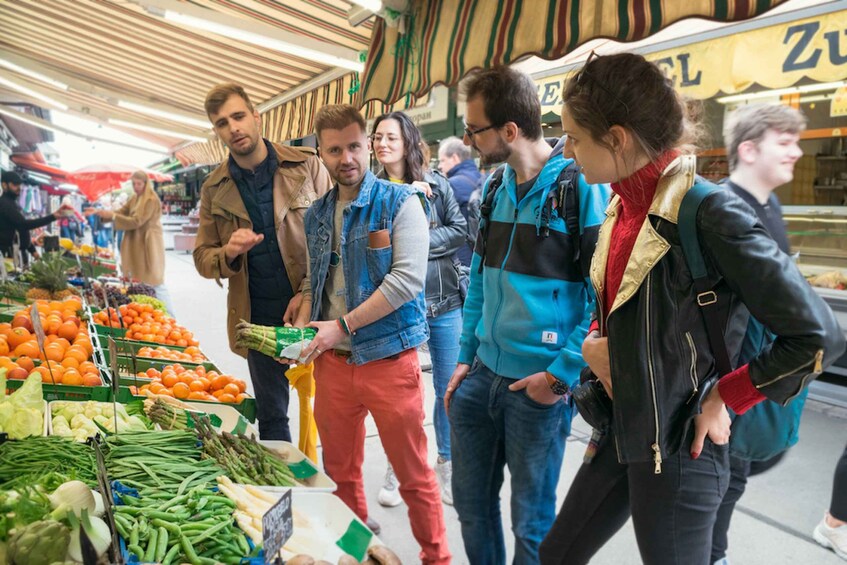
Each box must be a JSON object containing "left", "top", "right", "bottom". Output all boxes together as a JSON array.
[
  {"left": 30, "top": 302, "right": 46, "bottom": 351},
  {"left": 108, "top": 337, "right": 120, "bottom": 398},
  {"left": 262, "top": 490, "right": 293, "bottom": 564}
]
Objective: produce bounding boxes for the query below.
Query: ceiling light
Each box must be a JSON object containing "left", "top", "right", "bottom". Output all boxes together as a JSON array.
[
  {"left": 117, "top": 100, "right": 210, "bottom": 129},
  {"left": 0, "top": 76, "right": 68, "bottom": 111},
  {"left": 350, "top": 0, "right": 383, "bottom": 12},
  {"left": 163, "top": 10, "right": 364, "bottom": 72},
  {"left": 108, "top": 118, "right": 210, "bottom": 143},
  {"left": 717, "top": 81, "right": 846, "bottom": 105},
  {"left": 0, "top": 59, "right": 69, "bottom": 90}
]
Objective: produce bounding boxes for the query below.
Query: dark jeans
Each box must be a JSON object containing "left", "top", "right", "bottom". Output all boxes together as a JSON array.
[
  {"left": 246, "top": 349, "right": 291, "bottom": 441},
  {"left": 540, "top": 428, "right": 730, "bottom": 565},
  {"left": 710, "top": 451, "right": 786, "bottom": 562},
  {"left": 831, "top": 443, "right": 847, "bottom": 521}
]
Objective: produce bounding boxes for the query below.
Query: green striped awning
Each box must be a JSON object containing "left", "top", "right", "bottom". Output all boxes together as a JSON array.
[{"left": 359, "top": 0, "right": 789, "bottom": 106}]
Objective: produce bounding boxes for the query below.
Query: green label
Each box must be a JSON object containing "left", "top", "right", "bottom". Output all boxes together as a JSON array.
[
  {"left": 273, "top": 327, "right": 317, "bottom": 356},
  {"left": 287, "top": 459, "right": 318, "bottom": 479},
  {"left": 232, "top": 416, "right": 249, "bottom": 435},
  {"left": 336, "top": 519, "right": 373, "bottom": 561},
  {"left": 184, "top": 410, "right": 223, "bottom": 429}
]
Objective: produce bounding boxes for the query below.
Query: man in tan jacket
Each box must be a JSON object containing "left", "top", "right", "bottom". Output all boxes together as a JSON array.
[{"left": 194, "top": 83, "right": 331, "bottom": 440}]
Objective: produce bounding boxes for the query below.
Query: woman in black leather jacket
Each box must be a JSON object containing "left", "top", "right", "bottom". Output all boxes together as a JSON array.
[
  {"left": 539, "top": 53, "right": 845, "bottom": 565},
  {"left": 370, "top": 111, "right": 467, "bottom": 508}
]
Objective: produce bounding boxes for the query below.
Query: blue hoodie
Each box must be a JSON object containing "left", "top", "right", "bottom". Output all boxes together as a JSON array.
[{"left": 458, "top": 139, "right": 611, "bottom": 388}]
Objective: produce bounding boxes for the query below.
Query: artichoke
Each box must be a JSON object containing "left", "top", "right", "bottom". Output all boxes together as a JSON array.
[{"left": 9, "top": 520, "right": 69, "bottom": 565}]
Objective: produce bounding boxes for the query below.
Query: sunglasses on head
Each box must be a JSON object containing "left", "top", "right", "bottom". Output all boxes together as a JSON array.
[{"left": 575, "top": 51, "right": 631, "bottom": 118}]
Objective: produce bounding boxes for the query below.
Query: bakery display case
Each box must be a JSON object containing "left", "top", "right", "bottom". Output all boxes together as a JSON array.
[{"left": 783, "top": 205, "right": 847, "bottom": 379}]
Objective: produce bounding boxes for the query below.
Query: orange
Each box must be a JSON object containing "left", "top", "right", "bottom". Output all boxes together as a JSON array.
[
  {"left": 54, "top": 338, "right": 71, "bottom": 351},
  {"left": 161, "top": 373, "right": 178, "bottom": 388},
  {"left": 64, "top": 346, "right": 88, "bottom": 364},
  {"left": 210, "top": 375, "right": 229, "bottom": 392},
  {"left": 14, "top": 341, "right": 41, "bottom": 359},
  {"left": 7, "top": 328, "right": 31, "bottom": 349},
  {"left": 0, "top": 323, "right": 11, "bottom": 339},
  {"left": 149, "top": 382, "right": 166, "bottom": 394},
  {"left": 218, "top": 393, "right": 236, "bottom": 404},
  {"left": 11, "top": 314, "right": 32, "bottom": 332},
  {"left": 211, "top": 389, "right": 225, "bottom": 399},
  {"left": 145, "top": 367, "right": 159, "bottom": 379},
  {"left": 62, "top": 368, "right": 84, "bottom": 386},
  {"left": 178, "top": 373, "right": 195, "bottom": 385},
  {"left": 61, "top": 356, "right": 80, "bottom": 369},
  {"left": 172, "top": 382, "right": 191, "bottom": 399},
  {"left": 79, "top": 361, "right": 98, "bottom": 375},
  {"left": 0, "top": 338, "right": 8, "bottom": 357},
  {"left": 189, "top": 379, "right": 207, "bottom": 392},
  {"left": 82, "top": 374, "right": 102, "bottom": 387},
  {"left": 234, "top": 379, "right": 247, "bottom": 393},
  {"left": 223, "top": 383, "right": 240, "bottom": 397},
  {"left": 8, "top": 365, "right": 27, "bottom": 380},
  {"left": 187, "top": 391, "right": 207, "bottom": 400},
  {"left": 16, "top": 356, "right": 35, "bottom": 373},
  {"left": 235, "top": 393, "right": 248, "bottom": 404},
  {"left": 44, "top": 344, "right": 65, "bottom": 362},
  {"left": 195, "top": 377, "right": 210, "bottom": 391},
  {"left": 158, "top": 388, "right": 174, "bottom": 397},
  {"left": 43, "top": 361, "right": 64, "bottom": 377},
  {"left": 172, "top": 364, "right": 185, "bottom": 374}
]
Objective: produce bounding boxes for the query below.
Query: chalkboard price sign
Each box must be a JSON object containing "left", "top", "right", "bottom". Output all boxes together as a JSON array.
[{"left": 262, "top": 489, "right": 293, "bottom": 563}]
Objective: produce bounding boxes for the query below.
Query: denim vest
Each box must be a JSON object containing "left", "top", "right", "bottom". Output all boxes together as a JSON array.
[{"left": 305, "top": 170, "right": 429, "bottom": 365}]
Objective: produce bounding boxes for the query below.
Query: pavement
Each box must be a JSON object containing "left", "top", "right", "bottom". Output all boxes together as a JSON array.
[{"left": 164, "top": 249, "right": 847, "bottom": 564}]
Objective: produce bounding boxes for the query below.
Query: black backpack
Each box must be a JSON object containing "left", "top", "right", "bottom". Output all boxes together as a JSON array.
[{"left": 476, "top": 161, "right": 582, "bottom": 274}]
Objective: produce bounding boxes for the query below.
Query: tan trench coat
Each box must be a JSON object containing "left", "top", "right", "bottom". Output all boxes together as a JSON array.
[
  {"left": 193, "top": 143, "right": 332, "bottom": 357},
  {"left": 113, "top": 186, "right": 165, "bottom": 286}
]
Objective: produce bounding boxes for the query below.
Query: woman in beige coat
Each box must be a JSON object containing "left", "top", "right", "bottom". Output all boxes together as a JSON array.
[{"left": 88, "top": 170, "right": 174, "bottom": 315}]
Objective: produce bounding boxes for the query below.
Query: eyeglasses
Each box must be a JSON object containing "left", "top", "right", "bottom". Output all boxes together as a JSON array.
[
  {"left": 463, "top": 121, "right": 499, "bottom": 139},
  {"left": 575, "top": 51, "right": 630, "bottom": 118}
]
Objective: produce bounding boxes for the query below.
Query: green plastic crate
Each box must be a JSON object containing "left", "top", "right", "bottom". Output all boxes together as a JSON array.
[
  {"left": 114, "top": 386, "right": 257, "bottom": 423},
  {"left": 0, "top": 304, "right": 22, "bottom": 322},
  {"left": 92, "top": 323, "right": 128, "bottom": 339},
  {"left": 95, "top": 339, "right": 215, "bottom": 371},
  {"left": 5, "top": 379, "right": 111, "bottom": 402}
]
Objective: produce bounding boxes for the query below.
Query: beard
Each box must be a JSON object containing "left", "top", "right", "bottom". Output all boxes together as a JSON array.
[
  {"left": 333, "top": 163, "right": 366, "bottom": 187},
  {"left": 477, "top": 136, "right": 511, "bottom": 166},
  {"left": 229, "top": 135, "right": 259, "bottom": 157}
]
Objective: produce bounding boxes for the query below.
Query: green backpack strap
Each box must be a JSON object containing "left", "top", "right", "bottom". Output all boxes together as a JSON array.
[{"left": 678, "top": 181, "right": 733, "bottom": 377}]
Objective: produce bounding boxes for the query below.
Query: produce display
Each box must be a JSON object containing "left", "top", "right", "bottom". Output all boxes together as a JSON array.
[
  {"left": 0, "top": 297, "right": 101, "bottom": 387},
  {"left": 807, "top": 269, "right": 847, "bottom": 290},
  {"left": 0, "top": 240, "right": 402, "bottom": 565},
  {"left": 93, "top": 303, "right": 199, "bottom": 346},
  {"left": 135, "top": 364, "right": 248, "bottom": 404},
  {"left": 194, "top": 416, "right": 301, "bottom": 487},
  {"left": 21, "top": 253, "right": 80, "bottom": 301},
  {"left": 235, "top": 320, "right": 316, "bottom": 358},
  {"left": 136, "top": 344, "right": 207, "bottom": 364},
  {"left": 0, "top": 437, "right": 97, "bottom": 490},
  {"left": 50, "top": 400, "right": 152, "bottom": 441},
  {"left": 0, "top": 373, "right": 44, "bottom": 439}
]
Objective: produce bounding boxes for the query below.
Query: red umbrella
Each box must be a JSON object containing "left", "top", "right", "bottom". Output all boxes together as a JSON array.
[{"left": 70, "top": 163, "right": 173, "bottom": 201}]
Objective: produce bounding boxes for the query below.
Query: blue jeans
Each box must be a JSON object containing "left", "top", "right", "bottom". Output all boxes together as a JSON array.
[
  {"left": 449, "top": 358, "right": 571, "bottom": 564},
  {"left": 427, "top": 307, "right": 462, "bottom": 461},
  {"left": 246, "top": 349, "right": 291, "bottom": 441}
]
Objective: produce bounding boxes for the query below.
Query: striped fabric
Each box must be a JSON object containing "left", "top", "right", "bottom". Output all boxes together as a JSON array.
[{"left": 359, "top": 0, "right": 789, "bottom": 106}]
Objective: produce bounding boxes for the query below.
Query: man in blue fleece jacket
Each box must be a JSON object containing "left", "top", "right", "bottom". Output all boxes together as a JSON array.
[{"left": 444, "top": 67, "right": 610, "bottom": 563}]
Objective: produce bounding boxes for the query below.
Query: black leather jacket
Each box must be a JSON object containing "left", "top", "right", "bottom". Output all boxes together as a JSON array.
[
  {"left": 590, "top": 156, "right": 845, "bottom": 470},
  {"left": 377, "top": 170, "right": 467, "bottom": 317}
]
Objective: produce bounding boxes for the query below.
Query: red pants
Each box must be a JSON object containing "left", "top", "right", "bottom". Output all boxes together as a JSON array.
[{"left": 314, "top": 349, "right": 450, "bottom": 564}]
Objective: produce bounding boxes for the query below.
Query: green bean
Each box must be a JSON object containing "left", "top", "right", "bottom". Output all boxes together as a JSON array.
[
  {"left": 143, "top": 527, "right": 158, "bottom": 562},
  {"left": 155, "top": 526, "right": 168, "bottom": 562}
]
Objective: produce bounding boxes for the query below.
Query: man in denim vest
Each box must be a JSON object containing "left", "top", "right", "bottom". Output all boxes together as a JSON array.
[{"left": 293, "top": 104, "right": 450, "bottom": 564}]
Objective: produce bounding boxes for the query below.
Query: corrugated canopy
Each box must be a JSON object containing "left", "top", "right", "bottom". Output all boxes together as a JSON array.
[
  {"left": 0, "top": 0, "right": 373, "bottom": 152},
  {"left": 359, "top": 0, "right": 790, "bottom": 106}
]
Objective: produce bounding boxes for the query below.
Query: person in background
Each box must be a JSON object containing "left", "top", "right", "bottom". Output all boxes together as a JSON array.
[
  {"left": 444, "top": 66, "right": 610, "bottom": 563},
  {"left": 540, "top": 51, "right": 844, "bottom": 565},
  {"left": 438, "top": 136, "right": 481, "bottom": 266},
  {"left": 88, "top": 170, "right": 175, "bottom": 316},
  {"left": 371, "top": 111, "right": 467, "bottom": 508},
  {"left": 815, "top": 444, "right": 847, "bottom": 560},
  {"left": 0, "top": 170, "right": 70, "bottom": 266},
  {"left": 710, "top": 103, "right": 808, "bottom": 565},
  {"left": 293, "top": 104, "right": 450, "bottom": 563},
  {"left": 193, "top": 82, "right": 331, "bottom": 441}
]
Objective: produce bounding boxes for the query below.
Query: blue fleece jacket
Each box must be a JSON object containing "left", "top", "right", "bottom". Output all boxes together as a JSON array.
[{"left": 458, "top": 142, "right": 610, "bottom": 388}]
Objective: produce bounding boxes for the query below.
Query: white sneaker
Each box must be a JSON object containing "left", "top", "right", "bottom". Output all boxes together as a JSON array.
[
  {"left": 435, "top": 458, "right": 453, "bottom": 506},
  {"left": 377, "top": 464, "right": 402, "bottom": 507},
  {"left": 813, "top": 513, "right": 847, "bottom": 560}
]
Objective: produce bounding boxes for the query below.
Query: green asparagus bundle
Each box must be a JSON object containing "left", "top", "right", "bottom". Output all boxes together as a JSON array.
[{"left": 234, "top": 319, "right": 316, "bottom": 358}]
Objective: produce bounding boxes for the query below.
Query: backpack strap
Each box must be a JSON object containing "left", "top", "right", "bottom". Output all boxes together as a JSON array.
[
  {"left": 476, "top": 165, "right": 506, "bottom": 274},
  {"left": 559, "top": 161, "right": 581, "bottom": 264},
  {"left": 678, "top": 181, "right": 733, "bottom": 377}
]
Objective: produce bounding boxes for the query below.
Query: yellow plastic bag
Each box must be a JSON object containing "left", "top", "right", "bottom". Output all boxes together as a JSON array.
[{"left": 285, "top": 363, "right": 318, "bottom": 463}]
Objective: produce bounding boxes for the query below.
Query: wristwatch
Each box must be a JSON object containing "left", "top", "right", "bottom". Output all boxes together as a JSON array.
[{"left": 545, "top": 371, "right": 570, "bottom": 396}]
